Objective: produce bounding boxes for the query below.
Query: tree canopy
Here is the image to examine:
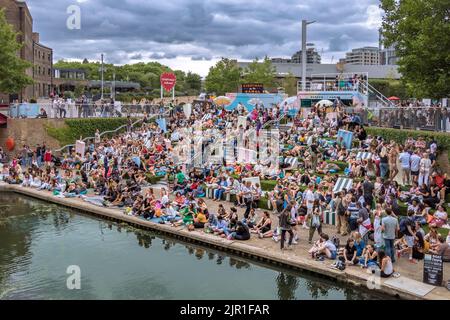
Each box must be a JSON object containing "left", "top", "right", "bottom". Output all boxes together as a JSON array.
[
  {"left": 204, "top": 58, "right": 241, "bottom": 95},
  {"left": 380, "top": 0, "right": 450, "bottom": 98},
  {"left": 241, "top": 57, "right": 277, "bottom": 90},
  {"left": 0, "top": 9, "right": 33, "bottom": 95},
  {"left": 53, "top": 60, "right": 202, "bottom": 96}
]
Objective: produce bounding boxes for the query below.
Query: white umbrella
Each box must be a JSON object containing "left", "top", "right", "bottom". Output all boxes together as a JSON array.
[{"left": 316, "top": 99, "right": 333, "bottom": 107}]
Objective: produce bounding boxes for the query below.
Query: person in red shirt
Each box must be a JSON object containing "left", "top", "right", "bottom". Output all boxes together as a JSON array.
[{"left": 431, "top": 171, "right": 447, "bottom": 204}]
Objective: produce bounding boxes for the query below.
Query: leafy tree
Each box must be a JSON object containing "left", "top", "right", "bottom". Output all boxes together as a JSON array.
[
  {"left": 185, "top": 71, "right": 202, "bottom": 91},
  {"left": 380, "top": 0, "right": 450, "bottom": 98},
  {"left": 74, "top": 84, "right": 85, "bottom": 98},
  {"left": 205, "top": 58, "right": 241, "bottom": 95},
  {"left": 241, "top": 56, "right": 277, "bottom": 90},
  {"left": 0, "top": 9, "right": 33, "bottom": 96},
  {"left": 282, "top": 72, "right": 298, "bottom": 96}
]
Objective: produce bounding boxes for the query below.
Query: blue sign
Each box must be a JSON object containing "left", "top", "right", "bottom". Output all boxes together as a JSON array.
[
  {"left": 9, "top": 103, "right": 41, "bottom": 118},
  {"left": 156, "top": 118, "right": 167, "bottom": 133},
  {"left": 337, "top": 129, "right": 354, "bottom": 150},
  {"left": 224, "top": 93, "right": 285, "bottom": 112}
]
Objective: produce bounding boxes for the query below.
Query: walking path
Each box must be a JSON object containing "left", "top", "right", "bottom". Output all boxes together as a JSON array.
[{"left": 1, "top": 182, "right": 449, "bottom": 300}]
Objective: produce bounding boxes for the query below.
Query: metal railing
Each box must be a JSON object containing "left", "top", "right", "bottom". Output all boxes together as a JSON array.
[
  {"left": 55, "top": 111, "right": 169, "bottom": 154},
  {"left": 357, "top": 107, "right": 450, "bottom": 132},
  {"left": 7, "top": 103, "right": 165, "bottom": 119}
]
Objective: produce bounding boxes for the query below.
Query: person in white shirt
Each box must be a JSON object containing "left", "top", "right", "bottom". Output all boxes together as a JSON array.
[
  {"left": 418, "top": 152, "right": 432, "bottom": 186},
  {"left": 304, "top": 183, "right": 315, "bottom": 229},
  {"left": 398, "top": 148, "right": 411, "bottom": 185},
  {"left": 410, "top": 150, "right": 421, "bottom": 183}
]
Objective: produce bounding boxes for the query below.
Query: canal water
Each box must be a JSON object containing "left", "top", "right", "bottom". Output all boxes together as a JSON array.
[{"left": 0, "top": 193, "right": 383, "bottom": 300}]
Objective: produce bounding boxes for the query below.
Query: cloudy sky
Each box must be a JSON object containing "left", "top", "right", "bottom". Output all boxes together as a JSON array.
[{"left": 26, "top": 0, "right": 383, "bottom": 76}]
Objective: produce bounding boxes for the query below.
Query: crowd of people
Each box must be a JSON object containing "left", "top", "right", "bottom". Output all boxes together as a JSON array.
[{"left": 1, "top": 98, "right": 449, "bottom": 279}]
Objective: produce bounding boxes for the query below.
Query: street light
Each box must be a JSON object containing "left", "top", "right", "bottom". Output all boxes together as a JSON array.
[{"left": 301, "top": 20, "right": 316, "bottom": 91}]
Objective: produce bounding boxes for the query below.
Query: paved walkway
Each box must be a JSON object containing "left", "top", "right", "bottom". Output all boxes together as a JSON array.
[{"left": 1, "top": 183, "right": 449, "bottom": 300}]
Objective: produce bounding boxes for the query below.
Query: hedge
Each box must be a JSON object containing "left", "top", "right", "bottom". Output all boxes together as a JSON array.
[
  {"left": 365, "top": 127, "right": 450, "bottom": 160},
  {"left": 46, "top": 118, "right": 140, "bottom": 146}
]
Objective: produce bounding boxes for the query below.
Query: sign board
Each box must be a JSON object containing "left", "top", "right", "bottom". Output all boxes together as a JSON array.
[
  {"left": 160, "top": 73, "right": 177, "bottom": 92},
  {"left": 75, "top": 140, "right": 86, "bottom": 157},
  {"left": 242, "top": 83, "right": 264, "bottom": 94},
  {"left": 242, "top": 176, "right": 261, "bottom": 188},
  {"left": 337, "top": 129, "right": 354, "bottom": 150},
  {"left": 423, "top": 254, "right": 443, "bottom": 286}
]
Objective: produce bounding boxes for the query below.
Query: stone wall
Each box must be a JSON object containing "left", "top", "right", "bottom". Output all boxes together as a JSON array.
[{"left": 0, "top": 118, "right": 66, "bottom": 155}]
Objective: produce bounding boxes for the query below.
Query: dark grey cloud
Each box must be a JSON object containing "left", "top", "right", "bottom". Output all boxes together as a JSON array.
[{"left": 25, "top": 0, "right": 382, "bottom": 72}]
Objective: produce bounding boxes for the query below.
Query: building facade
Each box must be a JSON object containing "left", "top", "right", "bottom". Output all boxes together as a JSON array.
[
  {"left": 271, "top": 48, "right": 321, "bottom": 64},
  {"left": 0, "top": 0, "right": 53, "bottom": 103},
  {"left": 291, "top": 48, "right": 321, "bottom": 64},
  {"left": 340, "top": 47, "right": 380, "bottom": 65}
]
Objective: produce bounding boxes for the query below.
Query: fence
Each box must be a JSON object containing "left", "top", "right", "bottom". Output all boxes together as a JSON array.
[
  {"left": 7, "top": 103, "right": 166, "bottom": 119},
  {"left": 353, "top": 107, "right": 450, "bottom": 132}
]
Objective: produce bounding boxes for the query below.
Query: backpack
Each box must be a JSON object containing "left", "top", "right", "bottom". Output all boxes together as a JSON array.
[
  {"left": 336, "top": 200, "right": 346, "bottom": 216},
  {"left": 331, "top": 235, "right": 340, "bottom": 248}
]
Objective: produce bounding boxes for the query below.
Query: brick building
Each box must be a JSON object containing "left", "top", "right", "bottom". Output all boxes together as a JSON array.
[{"left": 0, "top": 0, "right": 53, "bottom": 103}]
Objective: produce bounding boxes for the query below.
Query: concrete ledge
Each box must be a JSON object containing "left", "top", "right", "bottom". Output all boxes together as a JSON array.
[{"left": 1, "top": 183, "right": 447, "bottom": 300}]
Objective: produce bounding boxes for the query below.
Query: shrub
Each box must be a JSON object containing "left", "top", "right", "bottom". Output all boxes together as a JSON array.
[{"left": 46, "top": 118, "right": 139, "bottom": 146}]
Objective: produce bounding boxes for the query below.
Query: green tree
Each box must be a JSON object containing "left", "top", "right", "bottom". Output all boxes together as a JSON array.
[
  {"left": 241, "top": 56, "right": 277, "bottom": 90},
  {"left": 185, "top": 71, "right": 202, "bottom": 91},
  {"left": 282, "top": 72, "right": 298, "bottom": 96},
  {"left": 380, "top": 0, "right": 450, "bottom": 98},
  {"left": 74, "top": 84, "right": 85, "bottom": 98},
  {"left": 205, "top": 58, "right": 241, "bottom": 95},
  {"left": 0, "top": 9, "right": 33, "bottom": 96}
]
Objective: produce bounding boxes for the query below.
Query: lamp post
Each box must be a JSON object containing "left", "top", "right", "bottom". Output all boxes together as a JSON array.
[
  {"left": 301, "top": 20, "right": 316, "bottom": 91},
  {"left": 100, "top": 53, "right": 104, "bottom": 100}
]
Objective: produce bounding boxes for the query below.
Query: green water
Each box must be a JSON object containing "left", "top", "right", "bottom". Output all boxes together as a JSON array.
[{"left": 0, "top": 193, "right": 383, "bottom": 300}]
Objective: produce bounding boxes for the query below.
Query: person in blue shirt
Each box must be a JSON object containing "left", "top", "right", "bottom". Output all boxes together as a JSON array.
[
  {"left": 213, "top": 176, "right": 228, "bottom": 201},
  {"left": 352, "top": 231, "right": 366, "bottom": 257}
]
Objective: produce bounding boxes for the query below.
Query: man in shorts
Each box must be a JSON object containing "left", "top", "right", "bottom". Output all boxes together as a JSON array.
[{"left": 410, "top": 150, "right": 421, "bottom": 183}]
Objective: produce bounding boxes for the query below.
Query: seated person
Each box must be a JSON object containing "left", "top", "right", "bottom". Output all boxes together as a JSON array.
[
  {"left": 193, "top": 209, "right": 208, "bottom": 229},
  {"left": 340, "top": 238, "right": 359, "bottom": 265},
  {"left": 428, "top": 235, "right": 450, "bottom": 262},
  {"left": 251, "top": 211, "right": 272, "bottom": 237},
  {"left": 378, "top": 250, "right": 394, "bottom": 278},
  {"left": 427, "top": 205, "right": 448, "bottom": 228},
  {"left": 312, "top": 234, "right": 337, "bottom": 260},
  {"left": 227, "top": 221, "right": 250, "bottom": 241},
  {"left": 359, "top": 244, "right": 378, "bottom": 268}
]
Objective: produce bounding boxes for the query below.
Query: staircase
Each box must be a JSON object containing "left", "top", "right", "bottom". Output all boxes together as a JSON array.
[{"left": 358, "top": 79, "right": 394, "bottom": 109}]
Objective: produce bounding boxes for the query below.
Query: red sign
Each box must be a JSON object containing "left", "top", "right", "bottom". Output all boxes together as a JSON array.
[{"left": 160, "top": 73, "right": 177, "bottom": 92}]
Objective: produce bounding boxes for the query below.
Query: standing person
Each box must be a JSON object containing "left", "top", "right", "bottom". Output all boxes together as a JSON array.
[
  {"left": 279, "top": 204, "right": 294, "bottom": 250},
  {"left": 81, "top": 96, "right": 89, "bottom": 118},
  {"left": 399, "top": 147, "right": 411, "bottom": 185},
  {"left": 362, "top": 175, "right": 374, "bottom": 209},
  {"left": 379, "top": 144, "right": 389, "bottom": 179},
  {"left": 347, "top": 197, "right": 360, "bottom": 232},
  {"left": 388, "top": 143, "right": 399, "bottom": 181},
  {"left": 94, "top": 129, "right": 101, "bottom": 146},
  {"left": 335, "top": 192, "right": 348, "bottom": 236},
  {"left": 308, "top": 200, "right": 323, "bottom": 244},
  {"left": 43, "top": 148, "right": 52, "bottom": 167},
  {"left": 381, "top": 208, "right": 398, "bottom": 263},
  {"left": 398, "top": 210, "right": 417, "bottom": 263},
  {"left": 410, "top": 150, "right": 421, "bottom": 184},
  {"left": 304, "top": 183, "right": 315, "bottom": 228},
  {"left": 309, "top": 139, "right": 319, "bottom": 172},
  {"left": 35, "top": 144, "right": 43, "bottom": 167},
  {"left": 357, "top": 201, "right": 371, "bottom": 244},
  {"left": 418, "top": 152, "right": 432, "bottom": 186},
  {"left": 59, "top": 99, "right": 67, "bottom": 118}
]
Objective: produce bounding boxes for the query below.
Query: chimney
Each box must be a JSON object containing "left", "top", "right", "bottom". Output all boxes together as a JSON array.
[{"left": 32, "top": 32, "right": 40, "bottom": 43}]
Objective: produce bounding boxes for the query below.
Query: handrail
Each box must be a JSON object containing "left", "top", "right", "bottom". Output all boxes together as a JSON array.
[
  {"left": 359, "top": 79, "right": 393, "bottom": 108},
  {"left": 54, "top": 111, "right": 168, "bottom": 153}
]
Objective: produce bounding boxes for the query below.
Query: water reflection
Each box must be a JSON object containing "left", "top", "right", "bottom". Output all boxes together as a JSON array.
[
  {"left": 276, "top": 273, "right": 299, "bottom": 300},
  {"left": 0, "top": 193, "right": 383, "bottom": 300}
]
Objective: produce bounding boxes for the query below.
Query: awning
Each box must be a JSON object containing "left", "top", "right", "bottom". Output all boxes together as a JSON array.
[{"left": 0, "top": 113, "right": 8, "bottom": 125}]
